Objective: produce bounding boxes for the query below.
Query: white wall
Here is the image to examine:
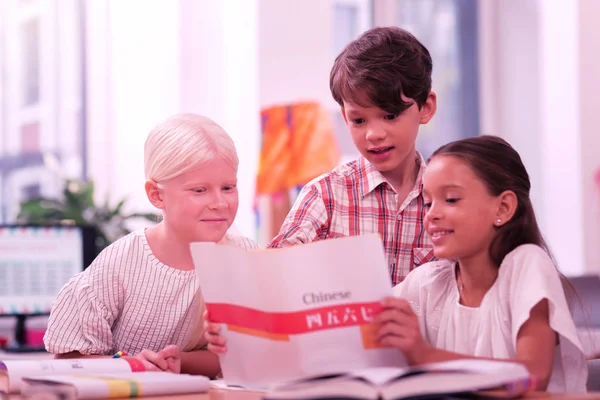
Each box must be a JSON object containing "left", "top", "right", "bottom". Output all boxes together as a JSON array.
[
  {"left": 86, "top": 0, "right": 182, "bottom": 218},
  {"left": 82, "top": 0, "right": 599, "bottom": 266},
  {"left": 109, "top": 0, "right": 183, "bottom": 210},
  {"left": 0, "top": 1, "right": 5, "bottom": 155},
  {"left": 478, "top": 0, "right": 543, "bottom": 215},
  {"left": 85, "top": 0, "right": 260, "bottom": 238},
  {"left": 579, "top": 0, "right": 600, "bottom": 274},
  {"left": 538, "top": 0, "right": 585, "bottom": 275},
  {"left": 258, "top": 0, "right": 334, "bottom": 109},
  {"left": 479, "top": 0, "right": 599, "bottom": 275},
  {"left": 179, "top": 0, "right": 260, "bottom": 237}
]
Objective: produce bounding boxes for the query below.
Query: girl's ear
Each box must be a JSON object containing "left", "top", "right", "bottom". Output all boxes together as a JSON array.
[
  {"left": 494, "top": 190, "right": 518, "bottom": 227},
  {"left": 145, "top": 180, "right": 164, "bottom": 209}
]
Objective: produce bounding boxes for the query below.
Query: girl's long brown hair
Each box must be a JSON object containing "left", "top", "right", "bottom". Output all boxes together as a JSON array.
[
  {"left": 430, "top": 135, "right": 548, "bottom": 266},
  {"left": 429, "top": 135, "right": 579, "bottom": 305}
]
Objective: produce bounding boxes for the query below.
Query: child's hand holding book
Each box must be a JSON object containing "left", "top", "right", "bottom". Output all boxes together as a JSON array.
[
  {"left": 203, "top": 311, "right": 227, "bottom": 354},
  {"left": 373, "top": 297, "right": 433, "bottom": 364},
  {"left": 135, "top": 345, "right": 181, "bottom": 373}
]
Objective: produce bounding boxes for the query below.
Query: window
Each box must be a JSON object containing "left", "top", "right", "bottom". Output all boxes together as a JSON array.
[
  {"left": 331, "top": 0, "right": 373, "bottom": 164},
  {"left": 0, "top": 1, "right": 86, "bottom": 223},
  {"left": 330, "top": 0, "right": 479, "bottom": 162},
  {"left": 394, "top": 0, "right": 479, "bottom": 157},
  {"left": 20, "top": 121, "right": 39, "bottom": 153},
  {"left": 20, "top": 18, "right": 39, "bottom": 107},
  {"left": 22, "top": 182, "right": 40, "bottom": 200}
]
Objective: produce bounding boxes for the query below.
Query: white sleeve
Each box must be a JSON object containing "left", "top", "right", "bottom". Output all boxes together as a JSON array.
[
  {"left": 44, "top": 253, "right": 124, "bottom": 355},
  {"left": 393, "top": 261, "right": 452, "bottom": 344},
  {"left": 506, "top": 245, "right": 581, "bottom": 349},
  {"left": 393, "top": 267, "right": 422, "bottom": 307},
  {"left": 506, "top": 245, "right": 587, "bottom": 390}
]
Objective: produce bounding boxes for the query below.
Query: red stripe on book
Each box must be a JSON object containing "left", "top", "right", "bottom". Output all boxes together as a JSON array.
[
  {"left": 206, "top": 301, "right": 382, "bottom": 335},
  {"left": 123, "top": 357, "right": 146, "bottom": 372}
]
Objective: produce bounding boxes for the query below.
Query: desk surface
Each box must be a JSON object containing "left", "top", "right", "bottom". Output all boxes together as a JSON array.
[
  {"left": 200, "top": 390, "right": 599, "bottom": 400},
  {"left": 0, "top": 353, "right": 596, "bottom": 399},
  {"left": 8, "top": 388, "right": 599, "bottom": 400}
]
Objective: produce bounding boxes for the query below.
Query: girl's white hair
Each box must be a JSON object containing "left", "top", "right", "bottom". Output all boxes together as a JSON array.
[{"left": 144, "top": 113, "right": 239, "bottom": 182}]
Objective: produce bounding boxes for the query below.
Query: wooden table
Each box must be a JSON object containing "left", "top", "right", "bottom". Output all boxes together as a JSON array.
[
  {"left": 8, "top": 388, "right": 598, "bottom": 400},
  {"left": 205, "top": 390, "right": 599, "bottom": 399},
  {"left": 151, "top": 390, "right": 598, "bottom": 400}
]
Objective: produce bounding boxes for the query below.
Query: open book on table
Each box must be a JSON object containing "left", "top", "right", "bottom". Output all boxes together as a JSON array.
[
  {"left": 264, "top": 359, "right": 535, "bottom": 400},
  {"left": 19, "top": 371, "right": 210, "bottom": 399},
  {"left": 0, "top": 357, "right": 145, "bottom": 394}
]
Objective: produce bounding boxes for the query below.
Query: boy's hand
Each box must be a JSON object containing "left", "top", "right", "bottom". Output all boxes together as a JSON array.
[
  {"left": 135, "top": 344, "right": 181, "bottom": 373},
  {"left": 203, "top": 310, "right": 228, "bottom": 354},
  {"left": 372, "top": 297, "right": 432, "bottom": 364}
]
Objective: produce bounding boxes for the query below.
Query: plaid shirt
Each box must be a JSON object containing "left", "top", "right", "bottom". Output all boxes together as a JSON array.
[{"left": 268, "top": 154, "right": 434, "bottom": 286}]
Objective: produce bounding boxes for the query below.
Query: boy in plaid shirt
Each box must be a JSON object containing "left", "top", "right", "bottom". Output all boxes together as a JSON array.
[{"left": 268, "top": 26, "right": 437, "bottom": 285}]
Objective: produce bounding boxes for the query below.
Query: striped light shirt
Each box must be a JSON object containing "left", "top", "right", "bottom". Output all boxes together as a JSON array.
[
  {"left": 44, "top": 230, "right": 258, "bottom": 356},
  {"left": 268, "top": 154, "right": 434, "bottom": 285}
]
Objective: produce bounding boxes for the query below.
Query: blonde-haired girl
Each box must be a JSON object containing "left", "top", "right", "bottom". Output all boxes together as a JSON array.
[{"left": 44, "top": 113, "right": 257, "bottom": 377}]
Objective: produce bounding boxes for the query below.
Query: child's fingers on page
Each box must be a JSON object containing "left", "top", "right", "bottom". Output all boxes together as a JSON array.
[
  {"left": 137, "top": 349, "right": 169, "bottom": 371},
  {"left": 376, "top": 321, "right": 423, "bottom": 350},
  {"left": 206, "top": 333, "right": 227, "bottom": 346},
  {"left": 138, "top": 358, "right": 163, "bottom": 372},
  {"left": 158, "top": 345, "right": 180, "bottom": 361},
  {"left": 372, "top": 308, "right": 412, "bottom": 326},
  {"left": 377, "top": 332, "right": 411, "bottom": 350},
  {"left": 205, "top": 331, "right": 226, "bottom": 345},
  {"left": 207, "top": 343, "right": 227, "bottom": 354},
  {"left": 204, "top": 321, "right": 222, "bottom": 334},
  {"left": 204, "top": 331, "right": 223, "bottom": 346},
  {"left": 376, "top": 321, "right": 409, "bottom": 340},
  {"left": 381, "top": 297, "right": 414, "bottom": 314},
  {"left": 166, "top": 357, "right": 181, "bottom": 374}
]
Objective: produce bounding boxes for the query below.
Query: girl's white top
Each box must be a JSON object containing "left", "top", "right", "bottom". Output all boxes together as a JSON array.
[
  {"left": 393, "top": 244, "right": 588, "bottom": 392},
  {"left": 44, "top": 229, "right": 258, "bottom": 355}
]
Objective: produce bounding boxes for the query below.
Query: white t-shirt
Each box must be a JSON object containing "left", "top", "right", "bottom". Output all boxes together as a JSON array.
[
  {"left": 44, "top": 229, "right": 258, "bottom": 356},
  {"left": 393, "top": 244, "right": 588, "bottom": 392}
]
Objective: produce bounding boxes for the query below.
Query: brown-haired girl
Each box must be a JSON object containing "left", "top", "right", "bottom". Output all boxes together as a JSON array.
[{"left": 376, "top": 135, "right": 587, "bottom": 392}]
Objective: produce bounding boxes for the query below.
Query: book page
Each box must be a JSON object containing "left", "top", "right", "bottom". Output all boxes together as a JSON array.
[
  {"left": 418, "top": 359, "right": 530, "bottom": 381},
  {"left": 347, "top": 360, "right": 530, "bottom": 387},
  {"left": 348, "top": 366, "right": 415, "bottom": 386},
  {"left": 20, "top": 372, "right": 210, "bottom": 399},
  {"left": 191, "top": 234, "right": 406, "bottom": 389},
  {"left": 0, "top": 358, "right": 145, "bottom": 393}
]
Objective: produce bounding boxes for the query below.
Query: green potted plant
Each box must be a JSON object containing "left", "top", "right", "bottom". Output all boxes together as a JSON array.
[{"left": 17, "top": 178, "right": 160, "bottom": 254}]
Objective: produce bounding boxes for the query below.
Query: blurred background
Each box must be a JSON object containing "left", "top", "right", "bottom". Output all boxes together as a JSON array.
[
  {"left": 0, "top": 0, "right": 600, "bottom": 358},
  {"left": 0, "top": 0, "right": 598, "bottom": 276}
]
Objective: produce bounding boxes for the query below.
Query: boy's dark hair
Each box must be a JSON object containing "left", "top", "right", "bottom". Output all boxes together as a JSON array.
[{"left": 330, "top": 26, "right": 433, "bottom": 114}]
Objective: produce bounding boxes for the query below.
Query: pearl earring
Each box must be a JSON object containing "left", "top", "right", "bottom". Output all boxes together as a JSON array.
[{"left": 495, "top": 219, "right": 502, "bottom": 226}]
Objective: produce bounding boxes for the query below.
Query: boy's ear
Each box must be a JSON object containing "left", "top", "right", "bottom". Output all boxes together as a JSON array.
[
  {"left": 341, "top": 107, "right": 348, "bottom": 124},
  {"left": 419, "top": 92, "right": 437, "bottom": 124},
  {"left": 495, "top": 190, "right": 518, "bottom": 227},
  {"left": 145, "top": 180, "right": 164, "bottom": 209}
]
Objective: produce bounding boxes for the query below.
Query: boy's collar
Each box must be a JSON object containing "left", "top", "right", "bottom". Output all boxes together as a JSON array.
[{"left": 358, "top": 152, "right": 426, "bottom": 198}]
